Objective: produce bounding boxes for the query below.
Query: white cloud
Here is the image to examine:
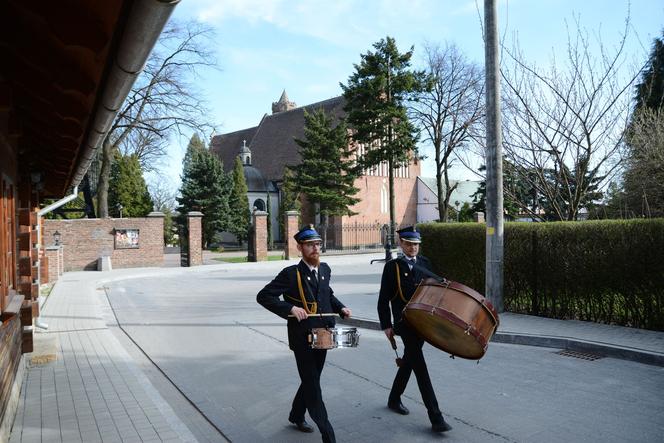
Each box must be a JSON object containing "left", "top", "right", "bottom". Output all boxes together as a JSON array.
[{"left": 185, "top": 0, "right": 458, "bottom": 49}]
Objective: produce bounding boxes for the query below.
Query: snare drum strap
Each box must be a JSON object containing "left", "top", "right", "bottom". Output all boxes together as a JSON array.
[{"left": 290, "top": 269, "right": 317, "bottom": 314}]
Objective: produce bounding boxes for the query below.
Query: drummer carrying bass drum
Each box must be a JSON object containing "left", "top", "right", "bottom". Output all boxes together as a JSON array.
[
  {"left": 377, "top": 226, "right": 453, "bottom": 433},
  {"left": 257, "top": 225, "right": 351, "bottom": 443}
]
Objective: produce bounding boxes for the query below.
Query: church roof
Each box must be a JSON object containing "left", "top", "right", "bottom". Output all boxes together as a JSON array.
[
  {"left": 209, "top": 126, "right": 258, "bottom": 167},
  {"left": 210, "top": 96, "right": 346, "bottom": 181}
]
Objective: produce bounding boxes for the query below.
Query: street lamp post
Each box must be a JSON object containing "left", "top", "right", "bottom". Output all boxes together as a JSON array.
[{"left": 455, "top": 200, "right": 460, "bottom": 222}]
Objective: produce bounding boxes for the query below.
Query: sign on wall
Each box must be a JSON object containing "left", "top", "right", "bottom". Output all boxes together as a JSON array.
[{"left": 114, "top": 228, "right": 139, "bottom": 249}]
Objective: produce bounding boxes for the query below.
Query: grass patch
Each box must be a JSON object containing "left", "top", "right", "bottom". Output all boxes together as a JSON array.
[
  {"left": 40, "top": 283, "right": 55, "bottom": 297},
  {"left": 213, "top": 255, "right": 284, "bottom": 263}
]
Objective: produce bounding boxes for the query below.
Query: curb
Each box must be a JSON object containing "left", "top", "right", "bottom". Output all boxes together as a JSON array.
[{"left": 339, "top": 317, "right": 664, "bottom": 367}]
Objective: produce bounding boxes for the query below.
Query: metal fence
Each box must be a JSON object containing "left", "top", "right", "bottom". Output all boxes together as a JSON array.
[{"left": 315, "top": 223, "right": 395, "bottom": 253}]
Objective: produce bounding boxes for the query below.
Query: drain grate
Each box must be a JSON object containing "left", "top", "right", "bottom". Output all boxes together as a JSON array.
[{"left": 555, "top": 349, "right": 604, "bottom": 361}]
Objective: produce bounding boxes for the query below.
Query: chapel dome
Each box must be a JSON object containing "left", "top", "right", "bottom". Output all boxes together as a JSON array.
[{"left": 243, "top": 165, "right": 269, "bottom": 192}]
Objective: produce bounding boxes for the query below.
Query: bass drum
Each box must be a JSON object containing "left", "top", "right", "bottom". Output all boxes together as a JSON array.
[{"left": 402, "top": 278, "right": 499, "bottom": 360}]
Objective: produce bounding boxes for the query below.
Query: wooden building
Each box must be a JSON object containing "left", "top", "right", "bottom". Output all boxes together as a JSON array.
[{"left": 0, "top": 0, "right": 176, "bottom": 437}]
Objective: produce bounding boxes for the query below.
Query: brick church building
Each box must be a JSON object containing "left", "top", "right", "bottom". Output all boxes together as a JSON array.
[{"left": 210, "top": 91, "right": 420, "bottom": 245}]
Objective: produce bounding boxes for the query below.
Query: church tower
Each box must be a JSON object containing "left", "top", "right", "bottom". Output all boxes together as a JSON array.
[
  {"left": 240, "top": 140, "right": 252, "bottom": 165},
  {"left": 271, "top": 90, "right": 296, "bottom": 114}
]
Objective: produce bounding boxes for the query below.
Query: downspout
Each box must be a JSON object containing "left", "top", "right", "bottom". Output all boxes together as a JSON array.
[
  {"left": 69, "top": 0, "right": 180, "bottom": 188},
  {"left": 33, "top": 186, "right": 78, "bottom": 329},
  {"left": 38, "top": 186, "right": 79, "bottom": 217}
]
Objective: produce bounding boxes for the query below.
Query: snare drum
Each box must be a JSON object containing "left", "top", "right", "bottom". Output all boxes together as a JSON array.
[{"left": 309, "top": 327, "right": 360, "bottom": 349}]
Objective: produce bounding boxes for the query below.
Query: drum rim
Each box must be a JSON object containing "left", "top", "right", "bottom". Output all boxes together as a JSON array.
[{"left": 419, "top": 278, "right": 500, "bottom": 327}]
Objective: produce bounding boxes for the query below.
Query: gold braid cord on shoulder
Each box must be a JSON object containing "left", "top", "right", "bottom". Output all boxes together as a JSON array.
[
  {"left": 295, "top": 269, "right": 317, "bottom": 314},
  {"left": 393, "top": 261, "right": 408, "bottom": 303}
]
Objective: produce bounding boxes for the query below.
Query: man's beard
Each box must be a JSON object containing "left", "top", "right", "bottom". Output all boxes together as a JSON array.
[{"left": 303, "top": 255, "right": 320, "bottom": 267}]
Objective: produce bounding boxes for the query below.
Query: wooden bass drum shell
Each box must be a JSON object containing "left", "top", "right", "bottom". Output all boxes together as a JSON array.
[{"left": 402, "top": 278, "right": 499, "bottom": 360}]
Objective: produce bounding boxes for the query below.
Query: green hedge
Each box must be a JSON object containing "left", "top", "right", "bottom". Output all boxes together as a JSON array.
[{"left": 419, "top": 219, "right": 664, "bottom": 331}]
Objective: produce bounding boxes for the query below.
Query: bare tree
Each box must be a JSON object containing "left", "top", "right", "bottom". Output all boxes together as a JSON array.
[
  {"left": 500, "top": 15, "right": 643, "bottom": 221},
  {"left": 410, "top": 43, "right": 484, "bottom": 222},
  {"left": 97, "top": 20, "right": 217, "bottom": 217},
  {"left": 118, "top": 128, "right": 170, "bottom": 173}
]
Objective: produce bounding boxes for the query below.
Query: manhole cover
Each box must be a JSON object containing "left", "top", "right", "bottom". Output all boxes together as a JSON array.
[{"left": 555, "top": 349, "right": 603, "bottom": 361}]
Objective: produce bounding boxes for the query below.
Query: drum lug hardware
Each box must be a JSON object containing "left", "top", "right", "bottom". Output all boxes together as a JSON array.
[
  {"left": 449, "top": 354, "right": 455, "bottom": 359},
  {"left": 464, "top": 325, "right": 472, "bottom": 335}
]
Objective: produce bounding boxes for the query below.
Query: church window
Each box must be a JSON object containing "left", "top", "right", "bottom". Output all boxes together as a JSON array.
[
  {"left": 253, "top": 199, "right": 266, "bottom": 211},
  {"left": 380, "top": 183, "right": 388, "bottom": 214}
]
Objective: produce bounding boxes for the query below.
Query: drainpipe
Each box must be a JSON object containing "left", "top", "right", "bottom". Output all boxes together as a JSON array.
[
  {"left": 34, "top": 186, "right": 79, "bottom": 330},
  {"left": 38, "top": 186, "right": 79, "bottom": 217}
]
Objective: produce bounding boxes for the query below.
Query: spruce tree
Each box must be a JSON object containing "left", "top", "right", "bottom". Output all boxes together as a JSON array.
[
  {"left": 177, "top": 134, "right": 232, "bottom": 247},
  {"left": 228, "top": 156, "right": 251, "bottom": 245},
  {"left": 291, "top": 109, "right": 359, "bottom": 248},
  {"left": 341, "top": 36, "right": 427, "bottom": 247},
  {"left": 108, "top": 153, "right": 153, "bottom": 217},
  {"left": 634, "top": 32, "right": 664, "bottom": 112}
]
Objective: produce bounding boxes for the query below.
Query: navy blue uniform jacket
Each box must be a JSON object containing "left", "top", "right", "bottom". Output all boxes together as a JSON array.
[
  {"left": 257, "top": 260, "right": 347, "bottom": 351},
  {"left": 377, "top": 255, "right": 433, "bottom": 333}
]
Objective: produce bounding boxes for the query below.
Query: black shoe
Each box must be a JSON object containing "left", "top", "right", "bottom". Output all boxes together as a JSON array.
[
  {"left": 289, "top": 420, "right": 314, "bottom": 433},
  {"left": 432, "top": 420, "right": 452, "bottom": 433},
  {"left": 387, "top": 400, "right": 410, "bottom": 415}
]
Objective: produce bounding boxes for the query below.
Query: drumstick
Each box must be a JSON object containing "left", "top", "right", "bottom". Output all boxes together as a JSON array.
[
  {"left": 287, "top": 313, "right": 339, "bottom": 318},
  {"left": 389, "top": 336, "right": 403, "bottom": 367}
]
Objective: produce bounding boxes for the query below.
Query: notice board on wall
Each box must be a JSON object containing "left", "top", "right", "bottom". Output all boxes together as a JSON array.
[{"left": 114, "top": 228, "right": 139, "bottom": 249}]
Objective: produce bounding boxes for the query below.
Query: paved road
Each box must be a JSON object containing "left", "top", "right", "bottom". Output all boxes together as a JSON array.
[{"left": 104, "top": 255, "right": 664, "bottom": 443}]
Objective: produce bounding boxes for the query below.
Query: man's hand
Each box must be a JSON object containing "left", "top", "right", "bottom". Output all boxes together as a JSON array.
[
  {"left": 290, "top": 306, "right": 308, "bottom": 322},
  {"left": 341, "top": 307, "right": 352, "bottom": 318},
  {"left": 384, "top": 327, "right": 394, "bottom": 341}
]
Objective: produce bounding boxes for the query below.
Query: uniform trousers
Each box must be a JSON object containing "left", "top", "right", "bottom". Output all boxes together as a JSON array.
[
  {"left": 289, "top": 348, "right": 336, "bottom": 443},
  {"left": 389, "top": 324, "right": 444, "bottom": 424}
]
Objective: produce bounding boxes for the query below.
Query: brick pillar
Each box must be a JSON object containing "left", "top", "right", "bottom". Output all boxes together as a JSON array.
[
  {"left": 188, "top": 211, "right": 203, "bottom": 266},
  {"left": 251, "top": 211, "right": 268, "bottom": 262},
  {"left": 473, "top": 212, "right": 485, "bottom": 223},
  {"left": 284, "top": 211, "right": 300, "bottom": 260},
  {"left": 44, "top": 246, "right": 63, "bottom": 283}
]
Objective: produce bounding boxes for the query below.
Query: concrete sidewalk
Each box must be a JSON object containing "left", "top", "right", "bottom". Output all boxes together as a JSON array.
[
  {"left": 8, "top": 255, "right": 664, "bottom": 442},
  {"left": 9, "top": 267, "right": 214, "bottom": 443}
]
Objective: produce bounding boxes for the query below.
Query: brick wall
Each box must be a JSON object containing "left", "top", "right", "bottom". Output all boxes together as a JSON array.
[
  {"left": 284, "top": 211, "right": 299, "bottom": 259},
  {"left": 252, "top": 211, "right": 268, "bottom": 261},
  {"left": 43, "top": 214, "right": 164, "bottom": 271},
  {"left": 187, "top": 212, "right": 203, "bottom": 266},
  {"left": 44, "top": 246, "right": 63, "bottom": 282},
  {"left": 344, "top": 173, "right": 419, "bottom": 227}
]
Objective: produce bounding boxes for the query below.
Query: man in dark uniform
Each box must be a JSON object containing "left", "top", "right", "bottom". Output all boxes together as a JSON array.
[
  {"left": 257, "top": 225, "right": 351, "bottom": 443},
  {"left": 377, "top": 226, "right": 453, "bottom": 433}
]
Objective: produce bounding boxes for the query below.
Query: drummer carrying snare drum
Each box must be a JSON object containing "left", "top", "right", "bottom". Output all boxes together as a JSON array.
[
  {"left": 377, "top": 225, "right": 453, "bottom": 433},
  {"left": 257, "top": 225, "right": 351, "bottom": 443}
]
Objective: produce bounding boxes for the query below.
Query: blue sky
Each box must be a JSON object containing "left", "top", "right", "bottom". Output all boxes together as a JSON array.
[{"left": 157, "top": 0, "right": 664, "bottom": 188}]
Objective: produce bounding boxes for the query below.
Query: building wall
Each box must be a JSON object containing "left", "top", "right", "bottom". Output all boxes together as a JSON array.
[
  {"left": 417, "top": 178, "right": 440, "bottom": 223},
  {"left": 0, "top": 134, "right": 22, "bottom": 439},
  {"left": 1, "top": 134, "right": 18, "bottom": 314},
  {"left": 342, "top": 160, "right": 420, "bottom": 227},
  {"left": 43, "top": 216, "right": 164, "bottom": 271}
]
